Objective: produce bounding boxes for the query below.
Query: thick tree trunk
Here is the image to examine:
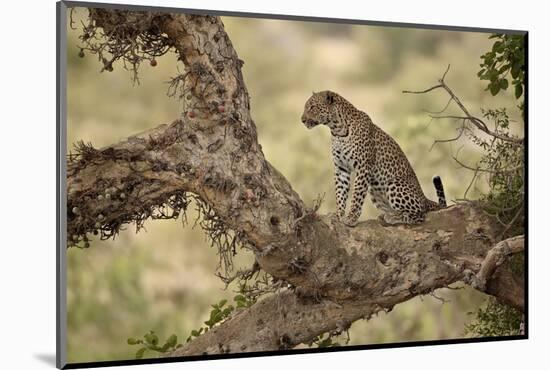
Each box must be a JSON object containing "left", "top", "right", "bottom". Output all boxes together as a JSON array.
[{"left": 67, "top": 8, "right": 525, "bottom": 357}]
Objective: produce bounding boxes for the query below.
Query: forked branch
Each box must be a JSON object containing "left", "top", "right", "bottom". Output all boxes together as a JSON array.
[{"left": 465, "top": 235, "right": 524, "bottom": 292}]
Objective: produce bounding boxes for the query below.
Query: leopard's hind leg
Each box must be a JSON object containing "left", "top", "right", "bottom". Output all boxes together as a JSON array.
[{"left": 382, "top": 180, "right": 426, "bottom": 225}]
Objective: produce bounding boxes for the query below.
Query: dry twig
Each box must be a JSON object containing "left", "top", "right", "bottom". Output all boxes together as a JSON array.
[{"left": 403, "top": 65, "right": 523, "bottom": 145}]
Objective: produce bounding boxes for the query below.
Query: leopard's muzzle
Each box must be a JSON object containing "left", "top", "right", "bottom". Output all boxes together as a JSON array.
[{"left": 301, "top": 116, "right": 320, "bottom": 129}]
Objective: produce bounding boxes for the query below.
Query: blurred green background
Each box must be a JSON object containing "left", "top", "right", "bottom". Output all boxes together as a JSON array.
[{"left": 66, "top": 8, "right": 521, "bottom": 363}]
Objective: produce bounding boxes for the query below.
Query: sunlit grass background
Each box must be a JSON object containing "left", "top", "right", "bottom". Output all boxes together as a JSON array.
[{"left": 66, "top": 8, "right": 521, "bottom": 363}]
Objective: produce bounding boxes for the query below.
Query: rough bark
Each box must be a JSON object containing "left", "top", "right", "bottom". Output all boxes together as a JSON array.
[
  {"left": 67, "top": 8, "right": 525, "bottom": 357},
  {"left": 165, "top": 214, "right": 524, "bottom": 356}
]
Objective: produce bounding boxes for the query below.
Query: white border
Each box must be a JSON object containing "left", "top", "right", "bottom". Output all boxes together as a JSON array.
[{"left": 1, "top": 0, "right": 547, "bottom": 369}]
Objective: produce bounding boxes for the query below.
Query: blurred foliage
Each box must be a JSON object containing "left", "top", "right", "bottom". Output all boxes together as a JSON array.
[
  {"left": 464, "top": 34, "right": 525, "bottom": 336},
  {"left": 465, "top": 297, "right": 522, "bottom": 337},
  {"left": 466, "top": 108, "right": 524, "bottom": 235},
  {"left": 186, "top": 295, "right": 253, "bottom": 343},
  {"left": 128, "top": 293, "right": 256, "bottom": 358},
  {"left": 127, "top": 331, "right": 181, "bottom": 359},
  {"left": 67, "top": 8, "right": 522, "bottom": 363}
]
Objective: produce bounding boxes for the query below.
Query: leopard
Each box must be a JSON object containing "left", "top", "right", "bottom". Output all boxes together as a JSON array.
[{"left": 301, "top": 90, "right": 446, "bottom": 227}]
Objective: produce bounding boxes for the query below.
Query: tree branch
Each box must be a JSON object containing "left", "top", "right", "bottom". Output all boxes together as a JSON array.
[
  {"left": 168, "top": 290, "right": 371, "bottom": 355},
  {"left": 403, "top": 65, "right": 523, "bottom": 145},
  {"left": 464, "top": 235, "right": 524, "bottom": 309},
  {"left": 164, "top": 207, "right": 524, "bottom": 357}
]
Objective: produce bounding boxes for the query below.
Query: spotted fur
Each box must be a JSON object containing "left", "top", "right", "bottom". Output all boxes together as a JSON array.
[{"left": 301, "top": 90, "right": 446, "bottom": 226}]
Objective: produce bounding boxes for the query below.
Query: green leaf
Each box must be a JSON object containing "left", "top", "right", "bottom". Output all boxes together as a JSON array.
[
  {"left": 511, "top": 62, "right": 521, "bottom": 79},
  {"left": 135, "top": 347, "right": 147, "bottom": 359},
  {"left": 490, "top": 83, "right": 500, "bottom": 96},
  {"left": 499, "top": 79, "right": 509, "bottom": 90},
  {"left": 498, "top": 64, "right": 510, "bottom": 73},
  {"left": 236, "top": 301, "right": 246, "bottom": 308},
  {"left": 234, "top": 294, "right": 246, "bottom": 302},
  {"left": 515, "top": 84, "right": 523, "bottom": 99},
  {"left": 492, "top": 41, "right": 504, "bottom": 53},
  {"left": 144, "top": 332, "right": 158, "bottom": 345},
  {"left": 167, "top": 334, "right": 177, "bottom": 347},
  {"left": 209, "top": 309, "right": 220, "bottom": 321},
  {"left": 213, "top": 312, "right": 223, "bottom": 323},
  {"left": 488, "top": 69, "right": 499, "bottom": 82},
  {"left": 487, "top": 51, "right": 496, "bottom": 59},
  {"left": 222, "top": 307, "right": 234, "bottom": 316},
  {"left": 148, "top": 344, "right": 162, "bottom": 352},
  {"left": 127, "top": 337, "right": 139, "bottom": 345}
]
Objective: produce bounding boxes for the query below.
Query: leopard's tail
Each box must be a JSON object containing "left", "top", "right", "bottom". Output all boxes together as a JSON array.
[
  {"left": 432, "top": 175, "right": 447, "bottom": 208},
  {"left": 425, "top": 176, "right": 447, "bottom": 211}
]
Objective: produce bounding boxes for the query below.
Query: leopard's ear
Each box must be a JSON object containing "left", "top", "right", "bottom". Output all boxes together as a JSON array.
[{"left": 326, "top": 91, "right": 335, "bottom": 105}]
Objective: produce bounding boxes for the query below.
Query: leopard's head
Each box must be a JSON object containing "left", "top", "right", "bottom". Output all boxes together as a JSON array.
[
  {"left": 301, "top": 91, "right": 341, "bottom": 129},
  {"left": 301, "top": 91, "right": 350, "bottom": 137}
]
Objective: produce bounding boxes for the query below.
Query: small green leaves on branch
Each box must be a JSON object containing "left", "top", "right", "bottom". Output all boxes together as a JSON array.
[
  {"left": 186, "top": 294, "right": 256, "bottom": 343},
  {"left": 465, "top": 297, "right": 522, "bottom": 337},
  {"left": 478, "top": 34, "right": 525, "bottom": 117},
  {"left": 127, "top": 331, "right": 182, "bottom": 359}
]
